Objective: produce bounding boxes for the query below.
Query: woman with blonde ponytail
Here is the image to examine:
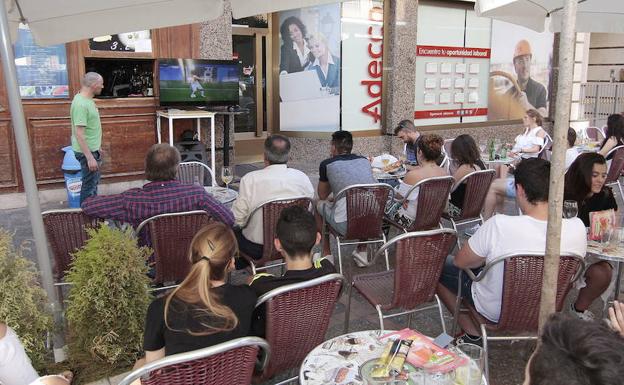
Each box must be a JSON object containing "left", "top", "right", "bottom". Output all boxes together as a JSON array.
[{"left": 139, "top": 222, "right": 257, "bottom": 364}]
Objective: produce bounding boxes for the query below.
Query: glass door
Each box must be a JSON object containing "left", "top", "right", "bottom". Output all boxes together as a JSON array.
[{"left": 233, "top": 31, "right": 270, "bottom": 136}]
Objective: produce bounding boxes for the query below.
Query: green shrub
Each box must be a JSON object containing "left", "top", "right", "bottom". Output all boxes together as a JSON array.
[
  {"left": 65, "top": 224, "right": 152, "bottom": 377},
  {"left": 0, "top": 228, "right": 53, "bottom": 370}
]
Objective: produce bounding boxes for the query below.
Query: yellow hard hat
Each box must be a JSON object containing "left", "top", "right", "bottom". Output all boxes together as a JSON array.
[{"left": 514, "top": 40, "right": 532, "bottom": 59}]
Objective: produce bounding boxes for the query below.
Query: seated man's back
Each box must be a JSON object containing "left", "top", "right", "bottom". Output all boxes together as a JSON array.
[
  {"left": 82, "top": 144, "right": 234, "bottom": 233},
  {"left": 469, "top": 213, "right": 586, "bottom": 322},
  {"left": 248, "top": 206, "right": 336, "bottom": 336}
]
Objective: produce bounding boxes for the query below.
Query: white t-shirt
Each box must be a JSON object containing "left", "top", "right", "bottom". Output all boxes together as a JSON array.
[
  {"left": 513, "top": 126, "right": 545, "bottom": 158},
  {"left": 467, "top": 214, "right": 587, "bottom": 322},
  {"left": 565, "top": 147, "right": 580, "bottom": 170}
]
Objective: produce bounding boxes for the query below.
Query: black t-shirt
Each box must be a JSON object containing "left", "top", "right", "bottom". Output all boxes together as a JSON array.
[
  {"left": 578, "top": 188, "right": 618, "bottom": 227},
  {"left": 143, "top": 284, "right": 257, "bottom": 356},
  {"left": 450, "top": 160, "right": 486, "bottom": 209},
  {"left": 524, "top": 77, "right": 547, "bottom": 110},
  {"left": 249, "top": 258, "right": 336, "bottom": 336}
]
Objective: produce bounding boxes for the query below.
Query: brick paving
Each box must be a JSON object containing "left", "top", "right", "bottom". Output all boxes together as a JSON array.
[{"left": 1, "top": 161, "right": 621, "bottom": 385}]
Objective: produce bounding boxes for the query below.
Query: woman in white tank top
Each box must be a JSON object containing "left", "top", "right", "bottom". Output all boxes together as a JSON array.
[{"left": 511, "top": 109, "right": 547, "bottom": 159}]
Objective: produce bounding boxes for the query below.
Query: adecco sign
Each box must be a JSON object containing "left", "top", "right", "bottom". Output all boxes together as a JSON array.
[{"left": 341, "top": 2, "right": 383, "bottom": 132}]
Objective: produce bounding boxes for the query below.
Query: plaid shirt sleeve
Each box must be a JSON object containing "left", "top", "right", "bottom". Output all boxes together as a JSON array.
[
  {"left": 81, "top": 193, "right": 129, "bottom": 223},
  {"left": 198, "top": 192, "right": 235, "bottom": 227}
]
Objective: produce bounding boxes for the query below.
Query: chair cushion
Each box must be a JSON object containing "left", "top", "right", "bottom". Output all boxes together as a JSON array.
[{"left": 352, "top": 270, "right": 395, "bottom": 310}]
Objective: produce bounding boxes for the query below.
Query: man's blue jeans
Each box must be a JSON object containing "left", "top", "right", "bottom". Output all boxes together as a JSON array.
[{"left": 75, "top": 150, "right": 101, "bottom": 205}]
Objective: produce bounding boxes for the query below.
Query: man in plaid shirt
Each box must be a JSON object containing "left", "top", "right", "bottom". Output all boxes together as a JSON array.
[{"left": 82, "top": 144, "right": 234, "bottom": 233}]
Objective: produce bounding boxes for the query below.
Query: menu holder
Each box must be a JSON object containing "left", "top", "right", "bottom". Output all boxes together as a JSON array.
[
  {"left": 589, "top": 209, "right": 616, "bottom": 241},
  {"left": 379, "top": 329, "right": 467, "bottom": 373}
]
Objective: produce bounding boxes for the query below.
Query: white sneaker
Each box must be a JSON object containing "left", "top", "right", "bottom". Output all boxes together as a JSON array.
[
  {"left": 352, "top": 249, "right": 369, "bottom": 267},
  {"left": 464, "top": 224, "right": 480, "bottom": 237},
  {"left": 570, "top": 303, "right": 595, "bottom": 321}
]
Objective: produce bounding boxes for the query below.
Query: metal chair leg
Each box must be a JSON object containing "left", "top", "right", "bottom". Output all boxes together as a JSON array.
[
  {"left": 336, "top": 237, "right": 343, "bottom": 275},
  {"left": 382, "top": 233, "right": 390, "bottom": 270},
  {"left": 344, "top": 283, "right": 353, "bottom": 333},
  {"left": 481, "top": 324, "right": 490, "bottom": 383},
  {"left": 434, "top": 294, "right": 447, "bottom": 335},
  {"left": 451, "top": 273, "right": 463, "bottom": 337},
  {"left": 407, "top": 313, "right": 413, "bottom": 329},
  {"left": 376, "top": 305, "right": 385, "bottom": 332}
]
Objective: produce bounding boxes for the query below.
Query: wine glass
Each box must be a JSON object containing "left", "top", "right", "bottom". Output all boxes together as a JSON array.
[
  {"left": 563, "top": 200, "right": 578, "bottom": 219},
  {"left": 221, "top": 166, "right": 233, "bottom": 190}
]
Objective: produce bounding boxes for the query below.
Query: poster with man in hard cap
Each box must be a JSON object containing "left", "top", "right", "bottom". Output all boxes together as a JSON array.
[{"left": 489, "top": 20, "right": 553, "bottom": 121}]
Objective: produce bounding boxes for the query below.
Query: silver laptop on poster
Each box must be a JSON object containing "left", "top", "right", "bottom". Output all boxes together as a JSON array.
[{"left": 279, "top": 71, "right": 324, "bottom": 102}]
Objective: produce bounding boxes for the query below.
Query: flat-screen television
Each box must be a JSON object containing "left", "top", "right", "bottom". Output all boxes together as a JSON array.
[{"left": 158, "top": 59, "right": 239, "bottom": 106}]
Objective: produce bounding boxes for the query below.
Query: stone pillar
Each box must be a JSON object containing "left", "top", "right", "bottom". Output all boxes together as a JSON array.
[
  {"left": 199, "top": 1, "right": 233, "bottom": 178},
  {"left": 381, "top": 0, "right": 419, "bottom": 154}
]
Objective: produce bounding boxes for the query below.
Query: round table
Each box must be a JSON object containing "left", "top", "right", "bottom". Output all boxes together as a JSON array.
[
  {"left": 204, "top": 186, "right": 238, "bottom": 207},
  {"left": 299, "top": 330, "right": 487, "bottom": 385},
  {"left": 481, "top": 154, "right": 519, "bottom": 167},
  {"left": 586, "top": 241, "right": 624, "bottom": 308}
]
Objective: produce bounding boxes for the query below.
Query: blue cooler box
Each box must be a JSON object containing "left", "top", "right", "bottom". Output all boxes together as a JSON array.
[{"left": 62, "top": 146, "right": 82, "bottom": 208}]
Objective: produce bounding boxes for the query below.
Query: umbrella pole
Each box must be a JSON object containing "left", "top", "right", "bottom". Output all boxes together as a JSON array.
[
  {"left": 0, "top": 2, "right": 65, "bottom": 359},
  {"left": 540, "top": 0, "right": 578, "bottom": 333}
]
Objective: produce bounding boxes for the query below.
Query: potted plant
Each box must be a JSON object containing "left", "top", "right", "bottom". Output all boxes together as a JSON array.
[
  {"left": 65, "top": 224, "right": 152, "bottom": 381},
  {"left": 0, "top": 228, "right": 53, "bottom": 371}
]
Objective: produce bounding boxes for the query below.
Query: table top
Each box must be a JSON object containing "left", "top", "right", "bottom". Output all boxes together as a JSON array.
[
  {"left": 204, "top": 186, "right": 238, "bottom": 204},
  {"left": 481, "top": 154, "right": 519, "bottom": 164},
  {"left": 299, "top": 330, "right": 486, "bottom": 385},
  {"left": 157, "top": 109, "right": 217, "bottom": 118},
  {"left": 587, "top": 240, "right": 624, "bottom": 263},
  {"left": 373, "top": 169, "right": 407, "bottom": 180}
]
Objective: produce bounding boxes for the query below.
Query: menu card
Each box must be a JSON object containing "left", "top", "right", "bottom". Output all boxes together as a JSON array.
[{"left": 589, "top": 209, "right": 616, "bottom": 241}]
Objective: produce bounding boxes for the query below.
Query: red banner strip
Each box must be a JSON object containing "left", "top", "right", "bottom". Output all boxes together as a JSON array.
[
  {"left": 417, "top": 45, "right": 491, "bottom": 59},
  {"left": 414, "top": 108, "right": 488, "bottom": 119}
]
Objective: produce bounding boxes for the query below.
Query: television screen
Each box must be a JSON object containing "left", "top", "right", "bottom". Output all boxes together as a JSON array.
[{"left": 158, "top": 59, "right": 239, "bottom": 106}]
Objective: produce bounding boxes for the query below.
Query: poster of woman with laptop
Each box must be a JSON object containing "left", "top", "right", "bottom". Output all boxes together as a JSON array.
[
  {"left": 306, "top": 33, "right": 340, "bottom": 95},
  {"left": 279, "top": 4, "right": 341, "bottom": 132},
  {"left": 279, "top": 16, "right": 311, "bottom": 74}
]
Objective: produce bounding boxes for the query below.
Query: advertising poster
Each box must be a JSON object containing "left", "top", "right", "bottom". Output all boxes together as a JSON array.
[
  {"left": 278, "top": 4, "right": 341, "bottom": 132},
  {"left": 489, "top": 20, "right": 553, "bottom": 121},
  {"left": 341, "top": 0, "right": 383, "bottom": 132},
  {"left": 14, "top": 24, "right": 68, "bottom": 99},
  {"left": 414, "top": 4, "right": 491, "bottom": 125},
  {"left": 89, "top": 31, "right": 152, "bottom": 52}
]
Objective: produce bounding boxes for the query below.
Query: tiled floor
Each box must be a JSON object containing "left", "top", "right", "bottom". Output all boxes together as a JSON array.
[{"left": 1, "top": 162, "right": 622, "bottom": 385}]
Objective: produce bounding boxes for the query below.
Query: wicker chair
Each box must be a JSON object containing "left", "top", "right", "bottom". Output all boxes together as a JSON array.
[
  {"left": 585, "top": 126, "right": 606, "bottom": 141},
  {"left": 605, "top": 146, "right": 624, "bottom": 200},
  {"left": 385, "top": 176, "right": 454, "bottom": 232},
  {"left": 322, "top": 183, "right": 394, "bottom": 275},
  {"left": 443, "top": 138, "right": 454, "bottom": 159},
  {"left": 177, "top": 161, "right": 216, "bottom": 186},
  {"left": 442, "top": 169, "right": 495, "bottom": 244},
  {"left": 135, "top": 210, "right": 213, "bottom": 285},
  {"left": 453, "top": 252, "right": 584, "bottom": 382},
  {"left": 254, "top": 273, "right": 345, "bottom": 383},
  {"left": 42, "top": 208, "right": 103, "bottom": 282},
  {"left": 117, "top": 337, "right": 270, "bottom": 385},
  {"left": 345, "top": 229, "right": 457, "bottom": 334},
  {"left": 239, "top": 196, "right": 313, "bottom": 274}
]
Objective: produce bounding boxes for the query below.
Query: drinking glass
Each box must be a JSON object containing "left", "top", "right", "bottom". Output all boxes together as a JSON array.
[
  {"left": 454, "top": 343, "right": 484, "bottom": 385},
  {"left": 221, "top": 166, "right": 233, "bottom": 189},
  {"left": 562, "top": 200, "right": 578, "bottom": 219}
]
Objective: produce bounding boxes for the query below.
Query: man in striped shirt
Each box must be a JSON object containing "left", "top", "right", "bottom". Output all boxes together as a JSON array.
[{"left": 82, "top": 144, "right": 234, "bottom": 233}]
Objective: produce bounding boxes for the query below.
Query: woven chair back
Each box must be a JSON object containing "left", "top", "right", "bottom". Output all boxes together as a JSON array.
[
  {"left": 585, "top": 126, "right": 604, "bottom": 141},
  {"left": 256, "top": 197, "right": 313, "bottom": 266},
  {"left": 409, "top": 177, "right": 454, "bottom": 231},
  {"left": 177, "top": 162, "right": 214, "bottom": 186},
  {"left": 259, "top": 275, "right": 343, "bottom": 380},
  {"left": 606, "top": 147, "right": 624, "bottom": 184},
  {"left": 141, "top": 344, "right": 259, "bottom": 385},
  {"left": 494, "top": 255, "right": 582, "bottom": 332},
  {"left": 144, "top": 211, "right": 213, "bottom": 284},
  {"left": 344, "top": 185, "right": 391, "bottom": 240},
  {"left": 458, "top": 170, "right": 495, "bottom": 221},
  {"left": 391, "top": 230, "right": 457, "bottom": 310},
  {"left": 42, "top": 209, "right": 102, "bottom": 281}
]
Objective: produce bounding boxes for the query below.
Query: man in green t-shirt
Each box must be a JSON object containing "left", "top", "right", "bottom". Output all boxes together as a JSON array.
[{"left": 71, "top": 72, "right": 104, "bottom": 204}]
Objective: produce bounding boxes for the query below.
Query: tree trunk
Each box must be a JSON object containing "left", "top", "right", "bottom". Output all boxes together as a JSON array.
[{"left": 539, "top": 0, "right": 578, "bottom": 333}]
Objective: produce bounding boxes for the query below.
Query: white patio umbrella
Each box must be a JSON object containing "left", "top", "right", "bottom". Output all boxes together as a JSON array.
[
  {"left": 0, "top": 0, "right": 352, "bottom": 360},
  {"left": 476, "top": 0, "right": 624, "bottom": 33}
]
